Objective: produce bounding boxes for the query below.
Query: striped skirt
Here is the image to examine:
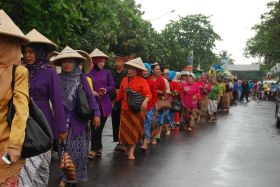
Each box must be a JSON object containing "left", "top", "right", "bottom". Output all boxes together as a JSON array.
[{"left": 119, "top": 110, "right": 145, "bottom": 145}]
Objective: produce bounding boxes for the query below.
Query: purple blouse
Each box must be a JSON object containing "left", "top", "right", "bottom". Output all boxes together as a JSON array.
[
  {"left": 60, "top": 74, "right": 101, "bottom": 138},
  {"left": 87, "top": 68, "right": 115, "bottom": 116},
  {"left": 29, "top": 67, "right": 67, "bottom": 139}
]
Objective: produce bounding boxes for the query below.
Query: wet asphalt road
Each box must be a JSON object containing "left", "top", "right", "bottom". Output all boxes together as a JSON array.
[{"left": 49, "top": 100, "right": 280, "bottom": 187}]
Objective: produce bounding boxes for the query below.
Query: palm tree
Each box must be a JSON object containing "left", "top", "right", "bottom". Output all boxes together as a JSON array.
[{"left": 219, "top": 50, "right": 235, "bottom": 64}]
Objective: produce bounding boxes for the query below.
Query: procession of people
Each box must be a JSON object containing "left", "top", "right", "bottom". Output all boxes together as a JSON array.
[{"left": 0, "top": 9, "right": 264, "bottom": 187}]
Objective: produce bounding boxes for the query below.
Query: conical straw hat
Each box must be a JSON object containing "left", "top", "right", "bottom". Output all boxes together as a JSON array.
[
  {"left": 89, "top": 48, "right": 109, "bottom": 59},
  {"left": 0, "top": 9, "right": 29, "bottom": 44},
  {"left": 125, "top": 57, "right": 147, "bottom": 71},
  {"left": 25, "top": 29, "right": 57, "bottom": 51},
  {"left": 76, "top": 50, "right": 92, "bottom": 74},
  {"left": 51, "top": 46, "right": 86, "bottom": 66},
  {"left": 48, "top": 51, "right": 59, "bottom": 62}
]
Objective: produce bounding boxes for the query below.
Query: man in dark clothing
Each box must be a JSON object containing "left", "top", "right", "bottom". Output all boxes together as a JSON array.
[
  {"left": 110, "top": 55, "right": 127, "bottom": 151},
  {"left": 240, "top": 80, "right": 249, "bottom": 102},
  {"left": 232, "top": 79, "right": 239, "bottom": 104}
]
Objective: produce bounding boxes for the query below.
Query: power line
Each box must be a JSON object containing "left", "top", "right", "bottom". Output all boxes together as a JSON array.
[{"left": 150, "top": 9, "right": 175, "bottom": 22}]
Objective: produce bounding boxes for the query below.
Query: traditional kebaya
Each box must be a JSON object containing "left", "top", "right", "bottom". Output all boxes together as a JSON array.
[
  {"left": 117, "top": 58, "right": 151, "bottom": 160},
  {"left": 87, "top": 48, "right": 115, "bottom": 158},
  {"left": 180, "top": 72, "right": 200, "bottom": 131},
  {"left": 52, "top": 46, "right": 101, "bottom": 186},
  {"left": 20, "top": 29, "right": 67, "bottom": 186}
]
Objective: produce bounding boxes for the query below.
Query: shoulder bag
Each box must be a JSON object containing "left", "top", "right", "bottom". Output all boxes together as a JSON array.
[
  {"left": 7, "top": 65, "right": 53, "bottom": 158},
  {"left": 126, "top": 78, "right": 146, "bottom": 113},
  {"left": 76, "top": 74, "right": 93, "bottom": 120},
  {"left": 156, "top": 95, "right": 172, "bottom": 111}
]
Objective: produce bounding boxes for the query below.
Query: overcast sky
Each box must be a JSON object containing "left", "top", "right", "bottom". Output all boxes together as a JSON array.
[{"left": 135, "top": 0, "right": 273, "bottom": 64}]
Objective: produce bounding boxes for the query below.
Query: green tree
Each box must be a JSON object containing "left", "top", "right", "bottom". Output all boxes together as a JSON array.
[
  {"left": 1, "top": 1, "right": 221, "bottom": 71},
  {"left": 245, "top": 1, "right": 280, "bottom": 65},
  {"left": 160, "top": 14, "right": 221, "bottom": 70},
  {"left": 218, "top": 50, "right": 235, "bottom": 65}
]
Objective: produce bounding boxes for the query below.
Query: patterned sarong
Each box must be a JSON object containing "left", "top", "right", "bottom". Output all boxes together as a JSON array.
[
  {"left": 119, "top": 110, "right": 145, "bottom": 145},
  {"left": 19, "top": 150, "right": 51, "bottom": 187},
  {"left": 208, "top": 100, "right": 218, "bottom": 115}
]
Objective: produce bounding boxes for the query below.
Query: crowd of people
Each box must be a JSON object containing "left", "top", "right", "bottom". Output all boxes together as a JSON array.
[{"left": 0, "top": 10, "right": 274, "bottom": 187}]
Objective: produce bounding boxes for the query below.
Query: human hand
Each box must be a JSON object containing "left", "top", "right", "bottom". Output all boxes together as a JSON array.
[
  {"left": 92, "top": 91, "right": 101, "bottom": 98},
  {"left": 99, "top": 88, "right": 107, "bottom": 96},
  {"left": 5, "top": 148, "right": 20, "bottom": 164},
  {"left": 58, "top": 132, "right": 68, "bottom": 143},
  {"left": 141, "top": 100, "right": 148, "bottom": 111},
  {"left": 93, "top": 116, "right": 100, "bottom": 129}
]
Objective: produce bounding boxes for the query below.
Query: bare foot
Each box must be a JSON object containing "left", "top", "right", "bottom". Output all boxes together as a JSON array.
[
  {"left": 128, "top": 155, "right": 135, "bottom": 160},
  {"left": 58, "top": 180, "right": 66, "bottom": 187},
  {"left": 151, "top": 139, "right": 157, "bottom": 145},
  {"left": 166, "top": 130, "right": 171, "bottom": 136}
]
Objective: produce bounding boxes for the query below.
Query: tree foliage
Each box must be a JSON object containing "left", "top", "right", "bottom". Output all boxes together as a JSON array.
[
  {"left": 1, "top": 0, "right": 221, "bottom": 71},
  {"left": 218, "top": 50, "right": 234, "bottom": 65},
  {"left": 159, "top": 14, "right": 221, "bottom": 70},
  {"left": 245, "top": 1, "right": 280, "bottom": 65}
]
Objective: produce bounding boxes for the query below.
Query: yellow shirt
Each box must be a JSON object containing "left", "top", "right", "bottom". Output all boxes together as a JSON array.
[
  {"left": 220, "top": 83, "right": 226, "bottom": 97},
  {"left": 86, "top": 76, "right": 94, "bottom": 92},
  {"left": 0, "top": 65, "right": 29, "bottom": 182}
]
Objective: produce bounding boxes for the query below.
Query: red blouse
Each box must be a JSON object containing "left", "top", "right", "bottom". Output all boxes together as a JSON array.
[
  {"left": 117, "top": 76, "right": 152, "bottom": 111},
  {"left": 152, "top": 76, "right": 166, "bottom": 95},
  {"left": 170, "top": 81, "right": 181, "bottom": 93},
  {"left": 146, "top": 78, "right": 158, "bottom": 111}
]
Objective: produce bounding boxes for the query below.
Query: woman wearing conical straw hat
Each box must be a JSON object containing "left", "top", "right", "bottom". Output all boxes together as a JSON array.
[
  {"left": 52, "top": 46, "right": 100, "bottom": 187},
  {"left": 19, "top": 29, "right": 67, "bottom": 187},
  {"left": 87, "top": 48, "right": 115, "bottom": 158},
  {"left": 117, "top": 58, "right": 151, "bottom": 160},
  {"left": 0, "top": 10, "right": 30, "bottom": 186}
]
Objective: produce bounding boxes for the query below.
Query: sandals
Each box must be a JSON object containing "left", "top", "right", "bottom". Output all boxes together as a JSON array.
[
  {"left": 88, "top": 148, "right": 102, "bottom": 159},
  {"left": 114, "top": 144, "right": 125, "bottom": 152},
  {"left": 95, "top": 148, "right": 103, "bottom": 157},
  {"left": 88, "top": 151, "right": 96, "bottom": 159},
  {"left": 114, "top": 144, "right": 121, "bottom": 152}
]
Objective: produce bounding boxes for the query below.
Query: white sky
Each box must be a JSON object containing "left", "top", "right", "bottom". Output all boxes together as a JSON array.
[{"left": 135, "top": 0, "right": 272, "bottom": 64}]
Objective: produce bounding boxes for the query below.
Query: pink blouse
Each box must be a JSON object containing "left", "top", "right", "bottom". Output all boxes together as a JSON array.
[{"left": 180, "top": 82, "right": 200, "bottom": 109}]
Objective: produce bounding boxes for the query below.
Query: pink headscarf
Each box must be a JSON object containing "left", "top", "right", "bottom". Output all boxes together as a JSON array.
[{"left": 92, "top": 57, "right": 106, "bottom": 65}]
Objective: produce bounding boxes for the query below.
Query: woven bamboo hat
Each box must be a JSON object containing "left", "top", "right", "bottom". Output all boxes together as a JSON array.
[
  {"left": 76, "top": 50, "right": 92, "bottom": 74},
  {"left": 51, "top": 46, "right": 86, "bottom": 66},
  {"left": 48, "top": 51, "right": 59, "bottom": 62},
  {"left": 125, "top": 57, "right": 147, "bottom": 71},
  {"left": 89, "top": 48, "right": 109, "bottom": 59},
  {"left": 0, "top": 9, "right": 29, "bottom": 44},
  {"left": 25, "top": 29, "right": 57, "bottom": 51}
]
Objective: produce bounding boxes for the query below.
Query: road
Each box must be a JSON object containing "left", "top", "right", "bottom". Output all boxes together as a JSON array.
[{"left": 49, "top": 100, "right": 280, "bottom": 187}]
